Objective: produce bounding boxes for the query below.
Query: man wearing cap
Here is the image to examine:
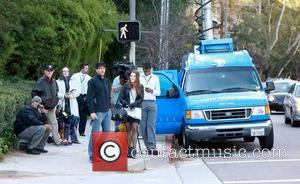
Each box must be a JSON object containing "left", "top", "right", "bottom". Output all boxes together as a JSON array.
[
  {"left": 32, "top": 64, "right": 62, "bottom": 145},
  {"left": 14, "top": 96, "right": 51, "bottom": 155}
]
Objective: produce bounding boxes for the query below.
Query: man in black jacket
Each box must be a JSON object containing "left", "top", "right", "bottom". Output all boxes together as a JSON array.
[
  {"left": 87, "top": 62, "right": 112, "bottom": 161},
  {"left": 14, "top": 96, "right": 51, "bottom": 155},
  {"left": 31, "top": 64, "right": 62, "bottom": 145}
]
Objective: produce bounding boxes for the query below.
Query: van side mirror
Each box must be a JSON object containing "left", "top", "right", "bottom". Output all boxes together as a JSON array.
[
  {"left": 167, "top": 87, "right": 180, "bottom": 98},
  {"left": 266, "top": 81, "right": 275, "bottom": 92}
]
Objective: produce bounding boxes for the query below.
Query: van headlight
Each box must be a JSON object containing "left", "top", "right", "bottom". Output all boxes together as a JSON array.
[
  {"left": 252, "top": 106, "right": 270, "bottom": 115},
  {"left": 186, "top": 110, "right": 205, "bottom": 119},
  {"left": 268, "top": 95, "right": 275, "bottom": 102}
]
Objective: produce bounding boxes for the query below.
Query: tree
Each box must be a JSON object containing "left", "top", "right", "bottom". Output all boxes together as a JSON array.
[
  {"left": 0, "top": 0, "right": 123, "bottom": 79},
  {"left": 229, "top": 0, "right": 300, "bottom": 80}
]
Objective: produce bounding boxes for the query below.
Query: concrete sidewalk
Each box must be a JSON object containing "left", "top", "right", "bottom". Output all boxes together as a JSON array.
[{"left": 0, "top": 130, "right": 222, "bottom": 184}]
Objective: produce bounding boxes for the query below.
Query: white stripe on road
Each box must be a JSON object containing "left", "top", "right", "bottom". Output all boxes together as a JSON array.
[
  {"left": 223, "top": 179, "right": 300, "bottom": 184},
  {"left": 206, "top": 158, "right": 300, "bottom": 165}
]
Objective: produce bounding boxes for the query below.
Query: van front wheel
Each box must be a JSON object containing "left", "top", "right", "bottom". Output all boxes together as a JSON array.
[
  {"left": 177, "top": 133, "right": 183, "bottom": 146},
  {"left": 259, "top": 128, "right": 274, "bottom": 150},
  {"left": 183, "top": 130, "right": 196, "bottom": 149}
]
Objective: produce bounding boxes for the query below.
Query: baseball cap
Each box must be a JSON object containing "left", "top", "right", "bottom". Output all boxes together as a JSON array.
[{"left": 44, "top": 64, "right": 54, "bottom": 71}]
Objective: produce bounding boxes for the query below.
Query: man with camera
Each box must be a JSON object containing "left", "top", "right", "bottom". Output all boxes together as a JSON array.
[
  {"left": 14, "top": 96, "right": 51, "bottom": 155},
  {"left": 111, "top": 63, "right": 133, "bottom": 105}
]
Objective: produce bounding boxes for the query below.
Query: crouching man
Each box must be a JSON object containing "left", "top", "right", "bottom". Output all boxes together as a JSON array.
[{"left": 14, "top": 96, "right": 51, "bottom": 155}]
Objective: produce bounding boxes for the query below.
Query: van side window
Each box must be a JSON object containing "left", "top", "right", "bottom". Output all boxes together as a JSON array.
[{"left": 156, "top": 73, "right": 173, "bottom": 98}]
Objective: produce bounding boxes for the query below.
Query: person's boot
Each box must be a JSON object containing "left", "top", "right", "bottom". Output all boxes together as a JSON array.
[
  {"left": 127, "top": 147, "right": 133, "bottom": 158},
  {"left": 26, "top": 148, "right": 40, "bottom": 155},
  {"left": 34, "top": 148, "right": 48, "bottom": 153}
]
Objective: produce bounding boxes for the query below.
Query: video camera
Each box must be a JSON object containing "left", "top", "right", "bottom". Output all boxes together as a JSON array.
[{"left": 113, "top": 62, "right": 134, "bottom": 83}]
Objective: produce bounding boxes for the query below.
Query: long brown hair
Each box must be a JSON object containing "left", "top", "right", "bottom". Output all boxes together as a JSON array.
[{"left": 127, "top": 70, "right": 142, "bottom": 95}]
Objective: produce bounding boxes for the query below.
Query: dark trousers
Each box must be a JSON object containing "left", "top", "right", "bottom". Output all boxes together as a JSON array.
[
  {"left": 77, "top": 94, "right": 88, "bottom": 135},
  {"left": 64, "top": 116, "right": 79, "bottom": 142}
]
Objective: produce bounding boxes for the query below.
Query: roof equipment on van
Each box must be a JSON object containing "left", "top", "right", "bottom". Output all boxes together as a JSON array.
[{"left": 198, "top": 38, "right": 234, "bottom": 54}]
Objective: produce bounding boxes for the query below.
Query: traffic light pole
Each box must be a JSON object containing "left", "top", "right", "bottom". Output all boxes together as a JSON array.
[{"left": 129, "top": 0, "right": 136, "bottom": 65}]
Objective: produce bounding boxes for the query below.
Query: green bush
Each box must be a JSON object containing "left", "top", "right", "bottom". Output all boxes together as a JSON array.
[
  {"left": 0, "top": 79, "right": 34, "bottom": 160},
  {"left": 0, "top": 0, "right": 123, "bottom": 80}
]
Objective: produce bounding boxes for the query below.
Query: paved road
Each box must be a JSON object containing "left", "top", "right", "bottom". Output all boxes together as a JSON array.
[
  {"left": 200, "top": 113, "right": 300, "bottom": 184},
  {"left": 2, "top": 113, "right": 300, "bottom": 184}
]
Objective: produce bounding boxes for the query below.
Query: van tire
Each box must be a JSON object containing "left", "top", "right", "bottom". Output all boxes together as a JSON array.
[
  {"left": 243, "top": 137, "right": 255, "bottom": 142},
  {"left": 259, "top": 128, "right": 274, "bottom": 150},
  {"left": 183, "top": 130, "right": 196, "bottom": 149},
  {"left": 177, "top": 133, "right": 183, "bottom": 146}
]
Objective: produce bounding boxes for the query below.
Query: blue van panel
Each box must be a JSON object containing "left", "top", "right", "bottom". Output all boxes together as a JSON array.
[
  {"left": 154, "top": 71, "right": 185, "bottom": 134},
  {"left": 156, "top": 122, "right": 181, "bottom": 134},
  {"left": 186, "top": 91, "right": 268, "bottom": 110},
  {"left": 154, "top": 70, "right": 178, "bottom": 85}
]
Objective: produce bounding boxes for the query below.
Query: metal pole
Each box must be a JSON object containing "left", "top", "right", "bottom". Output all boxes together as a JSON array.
[
  {"left": 165, "top": 0, "right": 169, "bottom": 69},
  {"left": 224, "top": 0, "right": 228, "bottom": 38},
  {"left": 159, "top": 0, "right": 165, "bottom": 70},
  {"left": 129, "top": 0, "right": 136, "bottom": 65},
  {"left": 203, "top": 0, "right": 213, "bottom": 40}
]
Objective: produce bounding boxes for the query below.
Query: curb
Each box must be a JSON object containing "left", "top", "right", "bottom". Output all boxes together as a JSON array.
[{"left": 128, "top": 135, "right": 174, "bottom": 171}]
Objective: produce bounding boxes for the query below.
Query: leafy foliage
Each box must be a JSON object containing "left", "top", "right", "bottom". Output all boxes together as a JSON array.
[
  {"left": 0, "top": 0, "right": 123, "bottom": 79},
  {"left": 0, "top": 79, "right": 34, "bottom": 160}
]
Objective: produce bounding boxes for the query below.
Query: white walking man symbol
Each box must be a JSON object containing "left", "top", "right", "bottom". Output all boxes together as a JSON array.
[{"left": 120, "top": 24, "right": 128, "bottom": 39}]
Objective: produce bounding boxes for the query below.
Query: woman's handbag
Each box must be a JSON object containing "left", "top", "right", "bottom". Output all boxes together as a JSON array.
[
  {"left": 111, "top": 107, "right": 127, "bottom": 121},
  {"left": 111, "top": 98, "right": 128, "bottom": 121}
]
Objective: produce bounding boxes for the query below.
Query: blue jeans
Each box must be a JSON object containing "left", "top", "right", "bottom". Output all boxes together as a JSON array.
[{"left": 88, "top": 110, "right": 112, "bottom": 157}]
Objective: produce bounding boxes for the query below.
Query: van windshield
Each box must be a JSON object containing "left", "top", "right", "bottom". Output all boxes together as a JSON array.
[{"left": 184, "top": 67, "right": 262, "bottom": 95}]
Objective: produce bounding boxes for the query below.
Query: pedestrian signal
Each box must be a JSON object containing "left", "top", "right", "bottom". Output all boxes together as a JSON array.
[{"left": 117, "top": 21, "right": 140, "bottom": 42}]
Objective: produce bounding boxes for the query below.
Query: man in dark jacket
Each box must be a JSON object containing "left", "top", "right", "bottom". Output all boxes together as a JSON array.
[
  {"left": 31, "top": 64, "right": 62, "bottom": 145},
  {"left": 87, "top": 62, "right": 112, "bottom": 161},
  {"left": 14, "top": 96, "right": 51, "bottom": 155}
]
